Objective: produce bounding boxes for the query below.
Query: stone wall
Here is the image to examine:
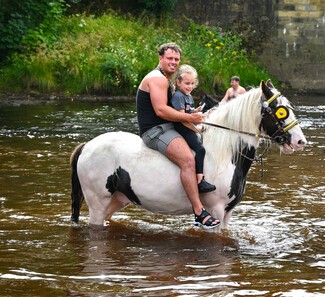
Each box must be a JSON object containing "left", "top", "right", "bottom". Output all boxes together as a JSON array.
[
  {"left": 174, "top": 0, "right": 325, "bottom": 93},
  {"left": 266, "top": 0, "right": 325, "bottom": 92}
]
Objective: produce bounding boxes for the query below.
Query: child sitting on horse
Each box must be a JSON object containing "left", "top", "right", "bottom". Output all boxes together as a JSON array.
[{"left": 171, "top": 64, "right": 216, "bottom": 193}]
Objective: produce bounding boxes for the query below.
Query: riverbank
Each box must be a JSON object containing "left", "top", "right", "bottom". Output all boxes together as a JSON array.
[
  {"left": 0, "top": 91, "right": 136, "bottom": 106},
  {"left": 1, "top": 87, "right": 321, "bottom": 106}
]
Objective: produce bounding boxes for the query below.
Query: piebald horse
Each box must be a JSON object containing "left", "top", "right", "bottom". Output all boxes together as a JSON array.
[{"left": 70, "top": 80, "right": 306, "bottom": 230}]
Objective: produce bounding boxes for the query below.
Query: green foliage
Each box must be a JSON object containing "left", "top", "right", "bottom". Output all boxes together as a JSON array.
[
  {"left": 0, "top": 0, "right": 66, "bottom": 64},
  {"left": 21, "top": 0, "right": 66, "bottom": 49},
  {"left": 0, "top": 13, "right": 274, "bottom": 96},
  {"left": 182, "top": 21, "right": 271, "bottom": 94},
  {"left": 0, "top": 51, "right": 57, "bottom": 92}
]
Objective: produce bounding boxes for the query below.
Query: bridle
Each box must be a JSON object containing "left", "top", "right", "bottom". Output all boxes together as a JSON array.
[
  {"left": 201, "top": 91, "right": 298, "bottom": 145},
  {"left": 260, "top": 91, "right": 298, "bottom": 146},
  {"left": 200, "top": 90, "right": 300, "bottom": 176}
]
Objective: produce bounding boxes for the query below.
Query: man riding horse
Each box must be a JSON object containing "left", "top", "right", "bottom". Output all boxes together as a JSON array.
[
  {"left": 136, "top": 43, "right": 220, "bottom": 229},
  {"left": 70, "top": 45, "right": 306, "bottom": 230}
]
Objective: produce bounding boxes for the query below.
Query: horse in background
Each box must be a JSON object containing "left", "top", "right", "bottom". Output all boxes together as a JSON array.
[{"left": 70, "top": 80, "right": 306, "bottom": 230}]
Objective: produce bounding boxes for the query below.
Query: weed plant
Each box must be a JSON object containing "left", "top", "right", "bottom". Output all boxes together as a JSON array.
[{"left": 0, "top": 13, "right": 275, "bottom": 96}]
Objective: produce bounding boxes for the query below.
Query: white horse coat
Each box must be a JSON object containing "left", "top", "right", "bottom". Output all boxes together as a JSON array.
[{"left": 70, "top": 81, "right": 306, "bottom": 229}]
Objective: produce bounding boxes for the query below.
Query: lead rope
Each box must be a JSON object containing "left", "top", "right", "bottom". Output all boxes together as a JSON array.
[
  {"left": 237, "top": 140, "right": 271, "bottom": 178},
  {"left": 256, "top": 141, "right": 271, "bottom": 178}
]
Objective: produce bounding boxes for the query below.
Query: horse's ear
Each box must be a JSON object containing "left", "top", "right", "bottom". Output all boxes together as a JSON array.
[
  {"left": 260, "top": 80, "right": 267, "bottom": 93},
  {"left": 260, "top": 80, "right": 273, "bottom": 98},
  {"left": 266, "top": 79, "right": 275, "bottom": 89}
]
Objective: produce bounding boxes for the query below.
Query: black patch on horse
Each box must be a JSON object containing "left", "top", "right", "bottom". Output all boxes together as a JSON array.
[
  {"left": 225, "top": 144, "right": 256, "bottom": 212},
  {"left": 106, "top": 167, "right": 141, "bottom": 205}
]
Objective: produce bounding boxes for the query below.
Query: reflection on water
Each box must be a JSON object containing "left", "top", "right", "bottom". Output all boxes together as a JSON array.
[{"left": 0, "top": 96, "right": 324, "bottom": 296}]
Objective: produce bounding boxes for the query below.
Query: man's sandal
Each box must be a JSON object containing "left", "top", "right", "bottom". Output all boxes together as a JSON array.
[{"left": 194, "top": 208, "right": 220, "bottom": 229}]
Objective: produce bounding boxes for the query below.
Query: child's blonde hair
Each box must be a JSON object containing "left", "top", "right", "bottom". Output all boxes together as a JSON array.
[{"left": 174, "top": 64, "right": 199, "bottom": 89}]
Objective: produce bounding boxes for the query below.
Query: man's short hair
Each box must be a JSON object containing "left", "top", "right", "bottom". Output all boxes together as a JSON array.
[
  {"left": 158, "top": 43, "right": 182, "bottom": 57},
  {"left": 230, "top": 76, "right": 240, "bottom": 82}
]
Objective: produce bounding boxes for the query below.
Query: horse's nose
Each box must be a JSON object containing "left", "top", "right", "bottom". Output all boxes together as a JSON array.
[{"left": 294, "top": 138, "right": 307, "bottom": 151}]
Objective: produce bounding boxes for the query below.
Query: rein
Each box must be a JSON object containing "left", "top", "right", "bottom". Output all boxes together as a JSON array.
[{"left": 202, "top": 121, "right": 273, "bottom": 142}]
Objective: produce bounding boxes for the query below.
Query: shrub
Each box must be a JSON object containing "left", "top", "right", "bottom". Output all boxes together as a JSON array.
[
  {"left": 182, "top": 20, "right": 272, "bottom": 94},
  {"left": 0, "top": 13, "right": 275, "bottom": 96},
  {"left": 0, "top": 0, "right": 66, "bottom": 64}
]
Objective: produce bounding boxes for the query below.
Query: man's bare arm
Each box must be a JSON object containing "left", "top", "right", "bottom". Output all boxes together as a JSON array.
[{"left": 221, "top": 89, "right": 230, "bottom": 103}]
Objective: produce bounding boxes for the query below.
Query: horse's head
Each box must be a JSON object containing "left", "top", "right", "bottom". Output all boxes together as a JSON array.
[
  {"left": 199, "top": 94, "right": 219, "bottom": 113},
  {"left": 260, "top": 80, "right": 307, "bottom": 154}
]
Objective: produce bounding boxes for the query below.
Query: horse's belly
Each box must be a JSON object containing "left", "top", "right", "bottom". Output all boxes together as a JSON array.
[{"left": 77, "top": 131, "right": 192, "bottom": 214}]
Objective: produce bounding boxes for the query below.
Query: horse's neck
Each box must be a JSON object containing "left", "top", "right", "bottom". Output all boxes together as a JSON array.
[{"left": 203, "top": 89, "right": 261, "bottom": 167}]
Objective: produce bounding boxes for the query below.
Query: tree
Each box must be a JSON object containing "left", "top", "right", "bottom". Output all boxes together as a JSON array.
[{"left": 0, "top": 0, "right": 65, "bottom": 64}]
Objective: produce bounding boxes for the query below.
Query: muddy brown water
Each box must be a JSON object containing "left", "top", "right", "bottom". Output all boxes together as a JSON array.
[{"left": 0, "top": 96, "right": 324, "bottom": 296}]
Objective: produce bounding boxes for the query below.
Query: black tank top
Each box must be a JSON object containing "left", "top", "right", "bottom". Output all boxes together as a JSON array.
[{"left": 136, "top": 69, "right": 174, "bottom": 136}]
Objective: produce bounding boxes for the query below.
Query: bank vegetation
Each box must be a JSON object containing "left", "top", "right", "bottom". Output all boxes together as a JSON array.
[{"left": 0, "top": 1, "right": 274, "bottom": 97}]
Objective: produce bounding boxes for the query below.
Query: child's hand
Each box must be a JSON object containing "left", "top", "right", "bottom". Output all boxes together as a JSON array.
[{"left": 194, "top": 106, "right": 202, "bottom": 112}]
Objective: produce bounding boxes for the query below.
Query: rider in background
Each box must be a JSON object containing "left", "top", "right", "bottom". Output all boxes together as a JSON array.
[
  {"left": 171, "top": 64, "right": 216, "bottom": 194},
  {"left": 136, "top": 43, "right": 220, "bottom": 229},
  {"left": 221, "top": 76, "right": 246, "bottom": 103}
]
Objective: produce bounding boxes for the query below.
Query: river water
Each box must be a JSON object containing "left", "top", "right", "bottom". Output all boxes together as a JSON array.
[{"left": 0, "top": 95, "right": 324, "bottom": 297}]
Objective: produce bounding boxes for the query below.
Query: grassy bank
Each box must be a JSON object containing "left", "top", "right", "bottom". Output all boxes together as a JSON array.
[{"left": 0, "top": 13, "right": 274, "bottom": 97}]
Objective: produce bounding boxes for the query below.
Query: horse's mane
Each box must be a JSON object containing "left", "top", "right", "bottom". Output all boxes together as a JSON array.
[{"left": 203, "top": 87, "right": 263, "bottom": 165}]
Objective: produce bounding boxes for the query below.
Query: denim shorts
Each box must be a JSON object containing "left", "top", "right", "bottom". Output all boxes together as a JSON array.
[{"left": 141, "top": 123, "right": 181, "bottom": 155}]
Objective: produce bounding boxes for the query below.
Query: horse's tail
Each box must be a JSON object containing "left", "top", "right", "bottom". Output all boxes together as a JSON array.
[{"left": 70, "top": 142, "right": 86, "bottom": 223}]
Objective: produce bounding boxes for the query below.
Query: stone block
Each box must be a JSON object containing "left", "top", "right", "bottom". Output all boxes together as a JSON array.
[
  {"left": 278, "top": 10, "right": 311, "bottom": 18},
  {"left": 283, "top": 0, "right": 312, "bottom": 5},
  {"left": 308, "top": 11, "right": 324, "bottom": 18}
]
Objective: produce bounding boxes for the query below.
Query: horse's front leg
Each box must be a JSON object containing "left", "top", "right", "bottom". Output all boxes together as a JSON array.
[
  {"left": 210, "top": 205, "right": 233, "bottom": 230},
  {"left": 205, "top": 200, "right": 225, "bottom": 232},
  {"left": 222, "top": 209, "right": 233, "bottom": 230}
]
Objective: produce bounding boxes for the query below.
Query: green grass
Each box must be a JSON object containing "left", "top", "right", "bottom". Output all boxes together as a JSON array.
[{"left": 0, "top": 13, "right": 276, "bottom": 96}]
